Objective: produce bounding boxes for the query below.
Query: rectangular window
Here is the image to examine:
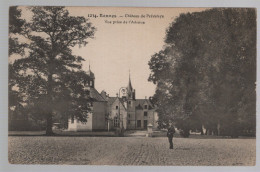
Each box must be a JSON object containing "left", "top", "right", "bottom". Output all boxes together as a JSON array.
[
  {"left": 71, "top": 117, "right": 74, "bottom": 124},
  {"left": 116, "top": 106, "right": 118, "bottom": 110},
  {"left": 144, "top": 111, "right": 148, "bottom": 116},
  {"left": 144, "top": 120, "right": 148, "bottom": 129},
  {"left": 128, "top": 120, "right": 130, "bottom": 124},
  {"left": 128, "top": 114, "right": 130, "bottom": 118},
  {"left": 113, "top": 117, "right": 119, "bottom": 127},
  {"left": 144, "top": 105, "right": 148, "bottom": 109},
  {"left": 128, "top": 101, "right": 131, "bottom": 105},
  {"left": 137, "top": 120, "right": 141, "bottom": 127}
]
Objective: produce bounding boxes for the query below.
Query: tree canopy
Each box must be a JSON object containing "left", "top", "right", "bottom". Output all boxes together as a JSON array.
[
  {"left": 148, "top": 8, "right": 256, "bottom": 137},
  {"left": 9, "top": 6, "right": 26, "bottom": 56}
]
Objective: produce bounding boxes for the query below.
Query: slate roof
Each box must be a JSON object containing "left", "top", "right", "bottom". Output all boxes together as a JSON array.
[
  {"left": 127, "top": 77, "right": 133, "bottom": 93},
  {"left": 86, "top": 70, "right": 95, "bottom": 79},
  {"left": 136, "top": 104, "right": 143, "bottom": 110},
  {"left": 89, "top": 87, "right": 106, "bottom": 102},
  {"left": 107, "top": 97, "right": 117, "bottom": 105},
  {"left": 108, "top": 97, "right": 127, "bottom": 110},
  {"left": 135, "top": 99, "right": 154, "bottom": 108},
  {"left": 107, "top": 97, "right": 155, "bottom": 110}
]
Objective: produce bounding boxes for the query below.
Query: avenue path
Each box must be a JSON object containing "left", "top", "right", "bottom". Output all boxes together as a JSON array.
[{"left": 8, "top": 136, "right": 255, "bottom": 165}]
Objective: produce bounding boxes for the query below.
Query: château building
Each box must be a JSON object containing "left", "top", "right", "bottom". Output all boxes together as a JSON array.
[
  {"left": 68, "top": 68, "right": 158, "bottom": 131},
  {"left": 103, "top": 75, "right": 158, "bottom": 130}
]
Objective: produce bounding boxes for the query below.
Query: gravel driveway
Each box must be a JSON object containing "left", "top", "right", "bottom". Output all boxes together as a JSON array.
[{"left": 8, "top": 136, "right": 255, "bottom": 165}]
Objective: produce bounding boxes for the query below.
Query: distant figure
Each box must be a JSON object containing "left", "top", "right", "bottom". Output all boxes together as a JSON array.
[{"left": 167, "top": 124, "right": 175, "bottom": 149}]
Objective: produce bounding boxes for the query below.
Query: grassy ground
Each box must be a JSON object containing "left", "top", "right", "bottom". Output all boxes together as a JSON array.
[
  {"left": 8, "top": 136, "right": 255, "bottom": 165},
  {"left": 8, "top": 130, "right": 116, "bottom": 137}
]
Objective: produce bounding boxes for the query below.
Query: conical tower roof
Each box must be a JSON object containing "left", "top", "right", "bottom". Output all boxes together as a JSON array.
[
  {"left": 86, "top": 63, "right": 95, "bottom": 79},
  {"left": 127, "top": 71, "right": 133, "bottom": 92}
]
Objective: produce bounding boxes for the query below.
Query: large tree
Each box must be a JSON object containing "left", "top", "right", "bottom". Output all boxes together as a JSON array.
[
  {"left": 149, "top": 8, "right": 256, "bottom": 137},
  {"left": 9, "top": 6, "right": 26, "bottom": 56},
  {"left": 10, "top": 7, "right": 96, "bottom": 135},
  {"left": 9, "top": 7, "right": 26, "bottom": 130}
]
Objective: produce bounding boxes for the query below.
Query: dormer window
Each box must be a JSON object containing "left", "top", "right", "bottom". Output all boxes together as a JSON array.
[
  {"left": 90, "top": 80, "right": 93, "bottom": 86},
  {"left": 144, "top": 105, "right": 148, "bottom": 109}
]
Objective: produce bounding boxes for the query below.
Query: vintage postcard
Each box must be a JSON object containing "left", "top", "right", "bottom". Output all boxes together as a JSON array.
[{"left": 8, "top": 6, "right": 256, "bottom": 165}]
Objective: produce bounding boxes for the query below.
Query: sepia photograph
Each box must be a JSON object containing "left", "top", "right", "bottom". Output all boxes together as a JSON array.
[{"left": 8, "top": 6, "right": 256, "bottom": 166}]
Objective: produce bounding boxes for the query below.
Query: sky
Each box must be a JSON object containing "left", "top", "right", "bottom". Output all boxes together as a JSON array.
[
  {"left": 18, "top": 7, "right": 208, "bottom": 99},
  {"left": 69, "top": 7, "right": 208, "bottom": 99}
]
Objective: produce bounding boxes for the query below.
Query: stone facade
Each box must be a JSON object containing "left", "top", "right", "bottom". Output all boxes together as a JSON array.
[
  {"left": 67, "top": 68, "right": 158, "bottom": 132},
  {"left": 67, "top": 68, "right": 107, "bottom": 132},
  {"left": 105, "top": 75, "right": 158, "bottom": 130}
]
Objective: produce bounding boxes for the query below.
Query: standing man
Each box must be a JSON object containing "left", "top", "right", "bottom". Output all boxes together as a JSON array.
[{"left": 167, "top": 123, "right": 175, "bottom": 149}]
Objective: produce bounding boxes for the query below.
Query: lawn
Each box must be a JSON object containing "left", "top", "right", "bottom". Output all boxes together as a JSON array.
[{"left": 8, "top": 136, "right": 255, "bottom": 165}]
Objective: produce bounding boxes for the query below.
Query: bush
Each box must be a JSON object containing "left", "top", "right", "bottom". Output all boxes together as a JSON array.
[
  {"left": 179, "top": 129, "right": 190, "bottom": 138},
  {"left": 9, "top": 118, "right": 45, "bottom": 131}
]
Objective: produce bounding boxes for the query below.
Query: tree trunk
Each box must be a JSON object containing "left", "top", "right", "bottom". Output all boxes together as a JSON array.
[
  {"left": 200, "top": 126, "right": 204, "bottom": 135},
  {"left": 207, "top": 129, "right": 211, "bottom": 135},
  {"left": 46, "top": 73, "right": 54, "bottom": 135},
  {"left": 217, "top": 122, "right": 221, "bottom": 136},
  {"left": 46, "top": 113, "right": 54, "bottom": 135}
]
